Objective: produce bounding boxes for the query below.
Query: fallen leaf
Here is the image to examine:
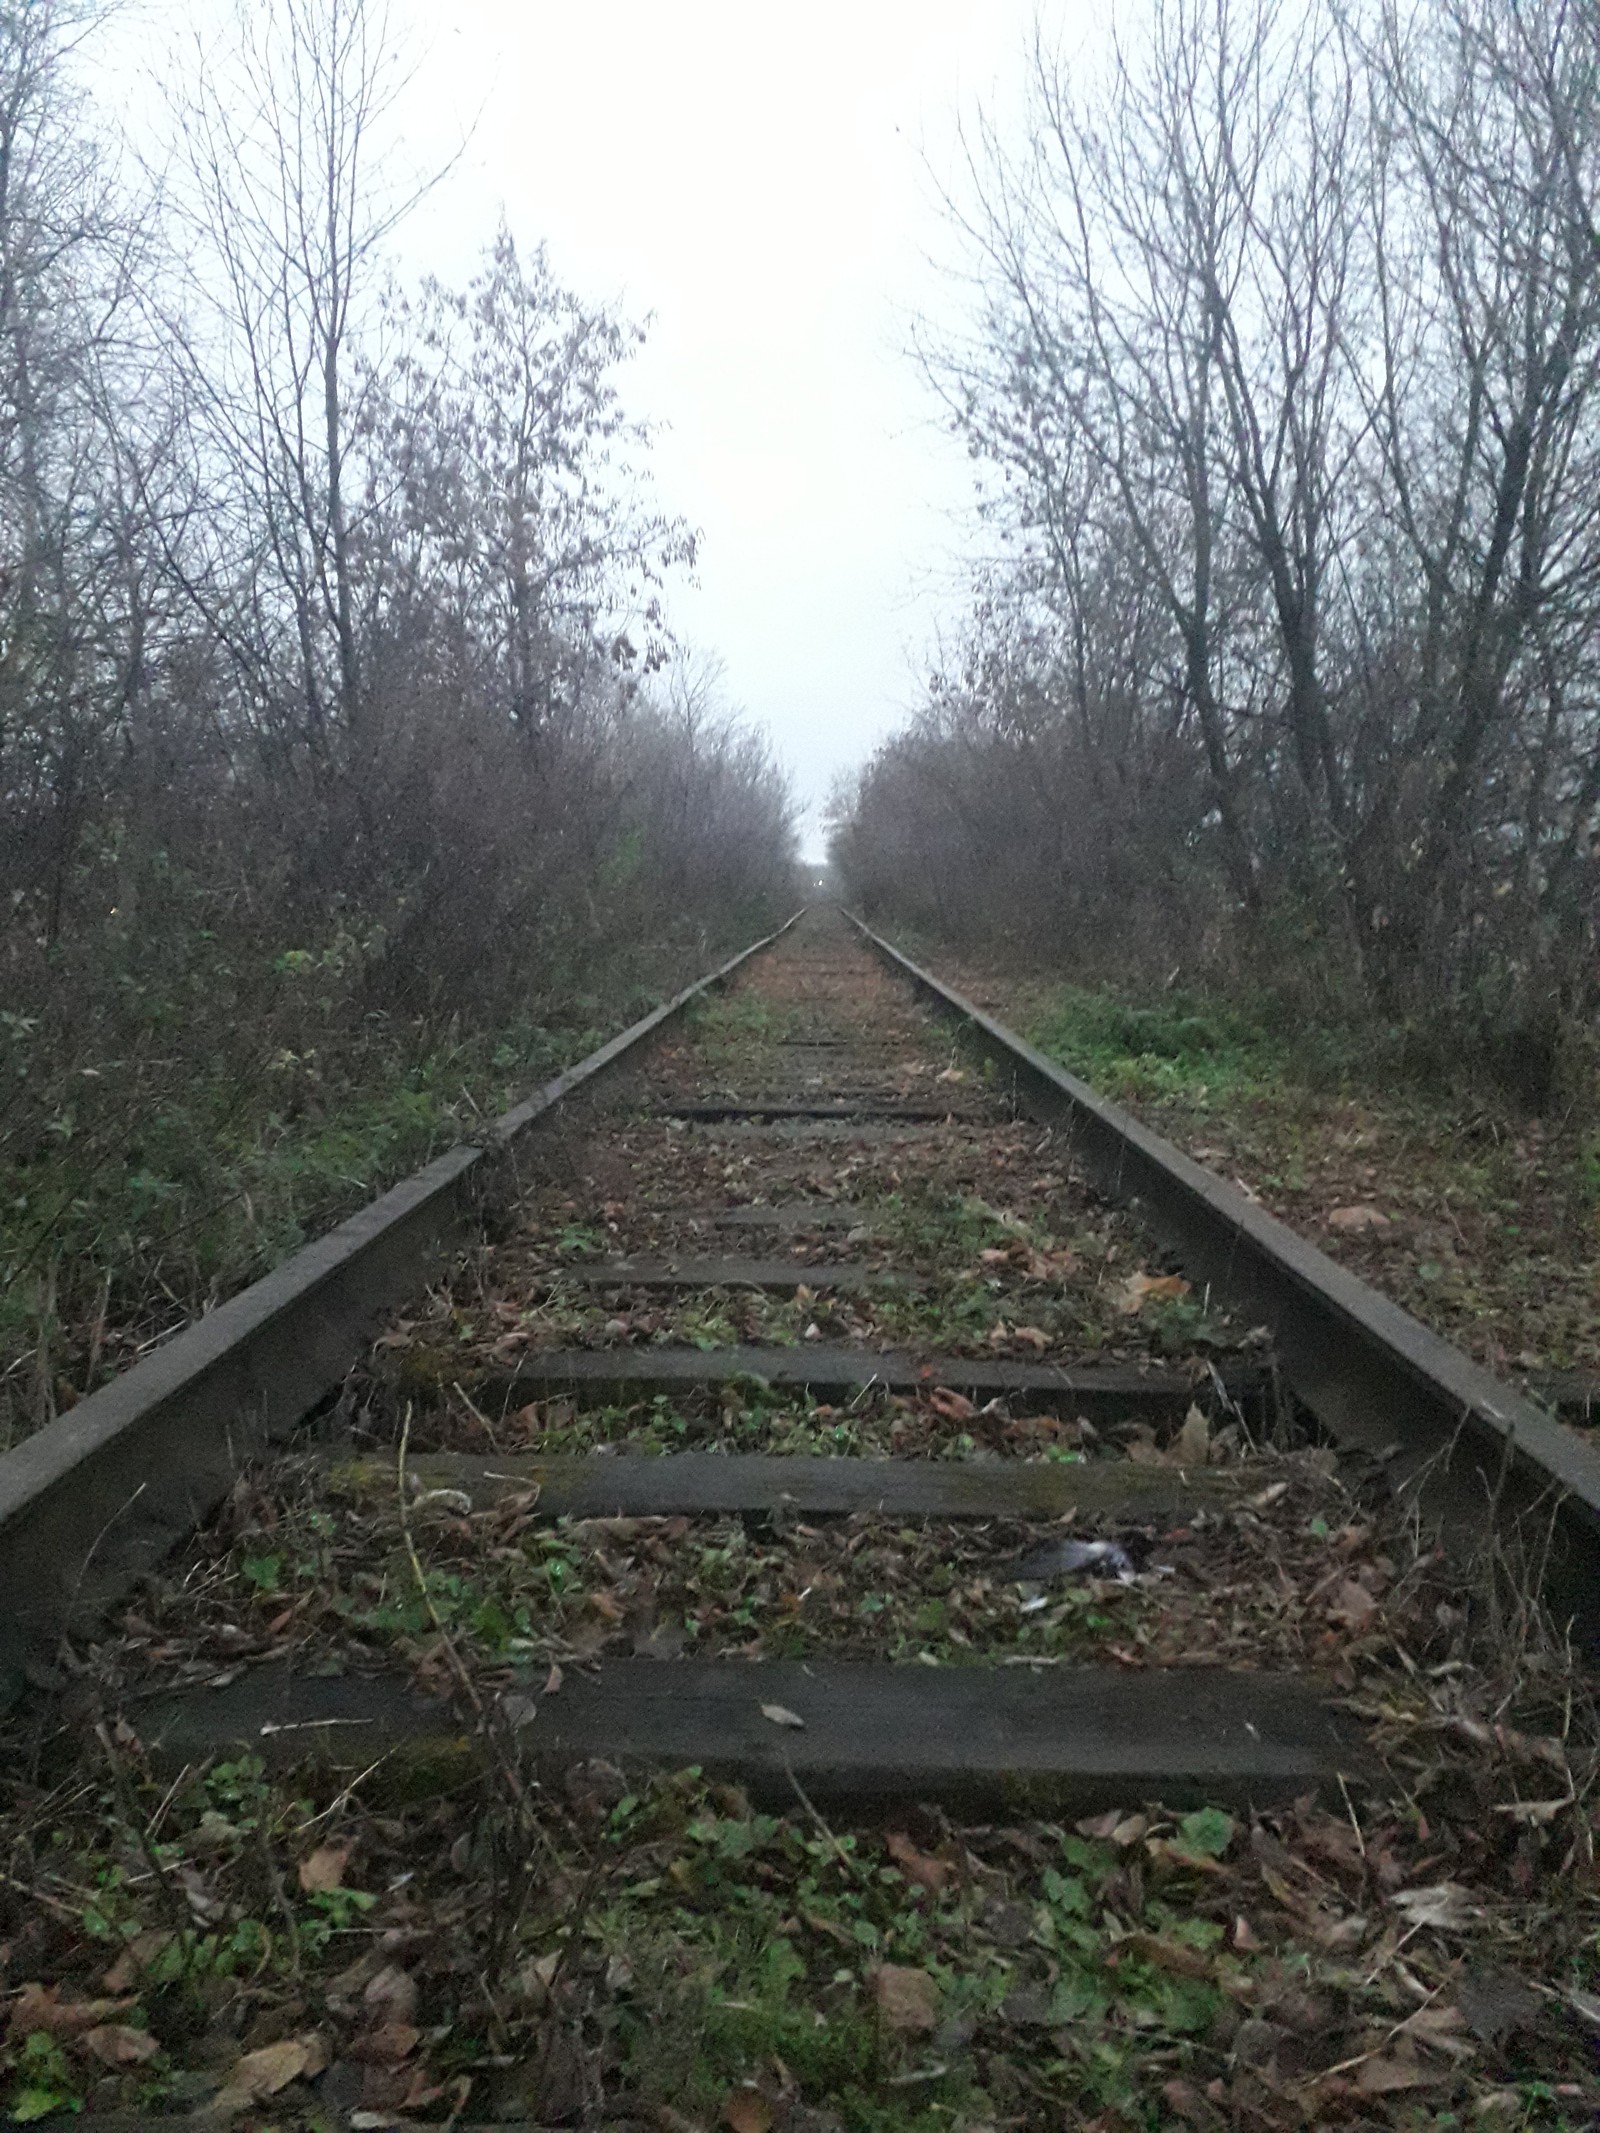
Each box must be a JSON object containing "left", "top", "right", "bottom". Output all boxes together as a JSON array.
[
  {"left": 1176, "top": 1405, "right": 1211, "bottom": 1465},
  {"left": 1392, "top": 1882, "right": 1476, "bottom": 1933},
  {"left": 1309, "top": 1909, "right": 1368, "bottom": 1950},
  {"left": 1123, "top": 1422, "right": 1164, "bottom": 1466},
  {"left": 347, "top": 2022, "right": 420, "bottom": 2065},
  {"left": 886, "top": 1832, "right": 950, "bottom": 1894},
  {"left": 723, "top": 2084, "right": 776, "bottom": 2133},
  {"left": 927, "top": 1387, "right": 976, "bottom": 1422},
  {"left": 1249, "top": 1480, "right": 1290, "bottom": 1509},
  {"left": 1354, "top": 2047, "right": 1442, "bottom": 2094},
  {"left": 873, "top": 1963, "right": 939, "bottom": 2033},
  {"left": 1011, "top": 1325, "right": 1051, "bottom": 1351},
  {"left": 1328, "top": 1578, "right": 1379, "bottom": 1629},
  {"left": 81, "top": 2023, "right": 160, "bottom": 2067},
  {"left": 363, "top": 1965, "right": 420, "bottom": 2026},
  {"left": 297, "top": 1843, "right": 351, "bottom": 1894},
  {"left": 1401, "top": 2002, "right": 1473, "bottom": 2057},
  {"left": 1117, "top": 1271, "right": 1191, "bottom": 1314},
  {"left": 1113, "top": 1930, "right": 1216, "bottom": 1980},
  {"left": 760, "top": 1702, "right": 805, "bottom": 1729},
  {"left": 8, "top": 1984, "right": 133, "bottom": 2038},
  {"left": 211, "top": 2032, "right": 328, "bottom": 2114},
  {"left": 1327, "top": 1204, "right": 1391, "bottom": 1233},
  {"left": 101, "top": 1931, "right": 175, "bottom": 1994},
  {"left": 1145, "top": 1837, "right": 1229, "bottom": 1875}
]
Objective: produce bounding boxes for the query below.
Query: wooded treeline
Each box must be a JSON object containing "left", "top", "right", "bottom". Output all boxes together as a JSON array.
[
  {"left": 0, "top": 0, "right": 794, "bottom": 1430},
  {"left": 833, "top": 0, "right": 1600, "bottom": 1100}
]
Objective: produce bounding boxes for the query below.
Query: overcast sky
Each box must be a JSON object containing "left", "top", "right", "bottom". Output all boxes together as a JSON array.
[
  {"left": 110, "top": 0, "right": 1087, "bottom": 857},
  {"left": 399, "top": 0, "right": 1075, "bottom": 857}
]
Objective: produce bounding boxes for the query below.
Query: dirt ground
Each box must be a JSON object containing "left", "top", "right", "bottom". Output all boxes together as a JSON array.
[{"left": 931, "top": 958, "right": 1600, "bottom": 1395}]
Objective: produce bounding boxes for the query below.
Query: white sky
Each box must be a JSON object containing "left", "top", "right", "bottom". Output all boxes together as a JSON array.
[
  {"left": 108, "top": 0, "right": 1094, "bottom": 858},
  {"left": 407, "top": 0, "right": 1074, "bottom": 858}
]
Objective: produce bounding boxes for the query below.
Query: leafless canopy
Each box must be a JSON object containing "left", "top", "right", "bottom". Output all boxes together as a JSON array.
[{"left": 838, "top": 0, "right": 1600, "bottom": 1095}]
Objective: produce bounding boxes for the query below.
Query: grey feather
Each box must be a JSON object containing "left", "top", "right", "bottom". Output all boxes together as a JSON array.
[{"left": 1012, "top": 1538, "right": 1136, "bottom": 1583}]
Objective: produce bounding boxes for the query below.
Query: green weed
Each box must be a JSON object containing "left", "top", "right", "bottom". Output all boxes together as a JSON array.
[{"left": 1028, "top": 985, "right": 1277, "bottom": 1110}]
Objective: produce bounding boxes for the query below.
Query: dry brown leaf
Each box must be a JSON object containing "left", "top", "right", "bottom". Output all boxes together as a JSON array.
[
  {"left": 297, "top": 1843, "right": 351, "bottom": 1894},
  {"left": 1327, "top": 1204, "right": 1391, "bottom": 1233},
  {"left": 8, "top": 1984, "right": 133, "bottom": 2038},
  {"left": 211, "top": 2032, "right": 329, "bottom": 2114},
  {"left": 101, "top": 1931, "right": 174, "bottom": 1994},
  {"left": 1308, "top": 1909, "right": 1369, "bottom": 1951},
  {"left": 927, "top": 1387, "right": 976, "bottom": 1422},
  {"left": 1117, "top": 1271, "right": 1192, "bottom": 1314},
  {"left": 1011, "top": 1325, "right": 1051, "bottom": 1351},
  {"left": 1328, "top": 1578, "right": 1379, "bottom": 1629},
  {"left": 1175, "top": 1405, "right": 1211, "bottom": 1465},
  {"left": 363, "top": 1964, "right": 420, "bottom": 2026},
  {"left": 1402, "top": 2002, "right": 1474, "bottom": 2058},
  {"left": 347, "top": 2021, "right": 420, "bottom": 2065},
  {"left": 80, "top": 2023, "right": 160, "bottom": 2067},
  {"left": 1114, "top": 1930, "right": 1216, "bottom": 1980},
  {"left": 886, "top": 1831, "right": 950, "bottom": 1894},
  {"left": 1145, "top": 1837, "right": 1230, "bottom": 1876},
  {"left": 723, "top": 2084, "right": 776, "bottom": 2133},
  {"left": 1354, "top": 2047, "right": 1442, "bottom": 2094},
  {"left": 873, "top": 1963, "right": 940, "bottom": 2033}
]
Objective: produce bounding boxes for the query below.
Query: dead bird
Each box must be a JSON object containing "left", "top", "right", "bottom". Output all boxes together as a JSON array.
[{"left": 1011, "top": 1537, "right": 1138, "bottom": 1584}]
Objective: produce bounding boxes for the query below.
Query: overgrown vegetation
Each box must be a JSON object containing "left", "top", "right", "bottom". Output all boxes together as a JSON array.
[
  {"left": 991, "top": 967, "right": 1600, "bottom": 1376},
  {"left": 832, "top": 0, "right": 1600, "bottom": 1107},
  {"left": 0, "top": 0, "right": 797, "bottom": 1442}
]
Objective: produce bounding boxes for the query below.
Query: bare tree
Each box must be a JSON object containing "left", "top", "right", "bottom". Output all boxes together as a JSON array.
[
  {"left": 161, "top": 0, "right": 438, "bottom": 753},
  {"left": 866, "top": 0, "right": 1600, "bottom": 1082}
]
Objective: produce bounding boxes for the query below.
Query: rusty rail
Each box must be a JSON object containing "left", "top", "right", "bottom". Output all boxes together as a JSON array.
[
  {"left": 0, "top": 913, "right": 804, "bottom": 1692},
  {"left": 845, "top": 911, "right": 1600, "bottom": 1639}
]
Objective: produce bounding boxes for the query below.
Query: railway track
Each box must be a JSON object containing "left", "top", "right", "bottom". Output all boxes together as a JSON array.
[{"left": 3, "top": 906, "right": 1598, "bottom": 2127}]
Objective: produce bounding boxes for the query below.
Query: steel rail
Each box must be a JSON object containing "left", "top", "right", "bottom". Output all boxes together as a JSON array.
[
  {"left": 0, "top": 912, "right": 805, "bottom": 1691},
  {"left": 846, "top": 911, "right": 1600, "bottom": 1638}
]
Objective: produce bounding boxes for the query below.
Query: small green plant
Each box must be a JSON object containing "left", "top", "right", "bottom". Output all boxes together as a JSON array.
[{"left": 1029, "top": 985, "right": 1273, "bottom": 1110}]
